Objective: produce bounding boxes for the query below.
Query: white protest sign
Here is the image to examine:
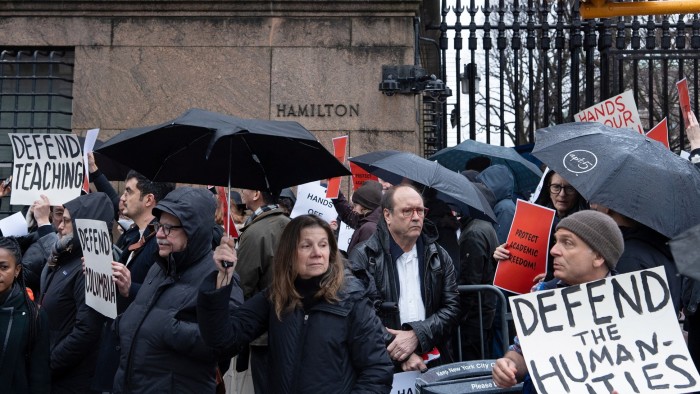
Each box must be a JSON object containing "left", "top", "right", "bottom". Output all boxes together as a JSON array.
[
  {"left": 337, "top": 221, "right": 355, "bottom": 252},
  {"left": 0, "top": 212, "right": 28, "bottom": 237},
  {"left": 391, "top": 371, "right": 420, "bottom": 393},
  {"left": 574, "top": 90, "right": 644, "bottom": 134},
  {"left": 290, "top": 181, "right": 337, "bottom": 223},
  {"left": 510, "top": 266, "right": 700, "bottom": 394},
  {"left": 76, "top": 218, "right": 117, "bottom": 319},
  {"left": 9, "top": 133, "right": 84, "bottom": 206}
]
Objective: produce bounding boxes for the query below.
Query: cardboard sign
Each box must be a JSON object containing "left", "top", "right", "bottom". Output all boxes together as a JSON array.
[
  {"left": 350, "top": 161, "right": 379, "bottom": 191},
  {"left": 647, "top": 118, "right": 670, "bottom": 149},
  {"left": 575, "top": 90, "right": 644, "bottom": 134},
  {"left": 0, "top": 211, "right": 28, "bottom": 237},
  {"left": 493, "top": 200, "right": 555, "bottom": 294},
  {"left": 337, "top": 221, "right": 355, "bottom": 252},
  {"left": 510, "top": 267, "right": 700, "bottom": 394},
  {"left": 391, "top": 371, "right": 420, "bottom": 394},
  {"left": 290, "top": 181, "right": 337, "bottom": 223},
  {"left": 677, "top": 78, "right": 691, "bottom": 126},
  {"left": 9, "top": 133, "right": 84, "bottom": 206},
  {"left": 326, "top": 136, "right": 348, "bottom": 199},
  {"left": 76, "top": 219, "right": 117, "bottom": 319}
]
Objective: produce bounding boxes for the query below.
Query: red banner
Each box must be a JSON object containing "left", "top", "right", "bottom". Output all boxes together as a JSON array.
[
  {"left": 349, "top": 162, "right": 378, "bottom": 191},
  {"left": 493, "top": 200, "right": 555, "bottom": 294},
  {"left": 216, "top": 186, "right": 239, "bottom": 239},
  {"left": 326, "top": 136, "right": 348, "bottom": 199},
  {"left": 647, "top": 118, "right": 670, "bottom": 149},
  {"left": 677, "top": 78, "right": 691, "bottom": 126}
]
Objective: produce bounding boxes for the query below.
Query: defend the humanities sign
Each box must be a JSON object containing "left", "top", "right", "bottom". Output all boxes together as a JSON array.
[
  {"left": 510, "top": 266, "right": 700, "bottom": 394},
  {"left": 76, "top": 219, "right": 117, "bottom": 319},
  {"left": 9, "top": 133, "right": 84, "bottom": 206}
]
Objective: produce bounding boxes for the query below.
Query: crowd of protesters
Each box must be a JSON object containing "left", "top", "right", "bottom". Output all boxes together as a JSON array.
[{"left": 0, "top": 109, "right": 698, "bottom": 394}]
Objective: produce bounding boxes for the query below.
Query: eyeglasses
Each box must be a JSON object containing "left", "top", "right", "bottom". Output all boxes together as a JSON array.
[
  {"left": 154, "top": 222, "right": 184, "bottom": 236},
  {"left": 549, "top": 184, "right": 577, "bottom": 195},
  {"left": 396, "top": 207, "right": 429, "bottom": 218}
]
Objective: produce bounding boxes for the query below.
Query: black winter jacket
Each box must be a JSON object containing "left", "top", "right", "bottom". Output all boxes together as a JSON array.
[
  {"left": 197, "top": 271, "right": 393, "bottom": 394},
  {"left": 39, "top": 192, "right": 113, "bottom": 393},
  {"left": 0, "top": 283, "right": 50, "bottom": 394},
  {"left": 113, "top": 187, "right": 242, "bottom": 394},
  {"left": 348, "top": 218, "right": 460, "bottom": 367}
]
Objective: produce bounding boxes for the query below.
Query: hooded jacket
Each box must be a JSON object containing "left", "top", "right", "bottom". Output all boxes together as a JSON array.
[
  {"left": 348, "top": 218, "right": 460, "bottom": 368},
  {"left": 477, "top": 165, "right": 516, "bottom": 244},
  {"left": 197, "top": 270, "right": 393, "bottom": 394},
  {"left": 39, "top": 192, "right": 113, "bottom": 392},
  {"left": 114, "top": 187, "right": 241, "bottom": 394}
]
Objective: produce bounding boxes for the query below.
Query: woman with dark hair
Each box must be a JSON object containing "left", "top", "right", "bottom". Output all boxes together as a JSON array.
[
  {"left": 533, "top": 170, "right": 588, "bottom": 219},
  {"left": 198, "top": 214, "right": 393, "bottom": 394},
  {"left": 0, "top": 236, "right": 50, "bottom": 393}
]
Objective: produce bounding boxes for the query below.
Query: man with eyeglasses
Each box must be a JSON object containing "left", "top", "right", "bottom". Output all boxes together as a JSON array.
[
  {"left": 114, "top": 187, "right": 243, "bottom": 393},
  {"left": 349, "top": 184, "right": 460, "bottom": 372}
]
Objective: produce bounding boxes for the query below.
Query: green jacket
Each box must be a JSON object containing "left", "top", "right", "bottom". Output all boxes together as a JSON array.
[{"left": 0, "top": 283, "right": 50, "bottom": 393}]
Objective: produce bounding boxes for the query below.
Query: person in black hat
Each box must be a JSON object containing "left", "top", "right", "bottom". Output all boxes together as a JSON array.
[{"left": 332, "top": 180, "right": 382, "bottom": 254}]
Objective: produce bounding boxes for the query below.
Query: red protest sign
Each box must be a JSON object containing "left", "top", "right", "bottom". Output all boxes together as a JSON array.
[
  {"left": 647, "top": 118, "right": 670, "bottom": 149},
  {"left": 349, "top": 161, "right": 378, "bottom": 191},
  {"left": 216, "top": 186, "right": 239, "bottom": 239},
  {"left": 493, "top": 200, "right": 555, "bottom": 295},
  {"left": 326, "top": 136, "right": 348, "bottom": 199},
  {"left": 677, "top": 78, "right": 691, "bottom": 126}
]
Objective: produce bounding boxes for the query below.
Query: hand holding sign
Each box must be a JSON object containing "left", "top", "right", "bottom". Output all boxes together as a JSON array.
[{"left": 688, "top": 110, "right": 700, "bottom": 151}]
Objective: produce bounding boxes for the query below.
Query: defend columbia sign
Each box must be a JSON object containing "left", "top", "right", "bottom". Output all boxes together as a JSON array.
[
  {"left": 510, "top": 267, "right": 700, "bottom": 394},
  {"left": 9, "top": 133, "right": 84, "bottom": 206},
  {"left": 76, "top": 219, "right": 117, "bottom": 319}
]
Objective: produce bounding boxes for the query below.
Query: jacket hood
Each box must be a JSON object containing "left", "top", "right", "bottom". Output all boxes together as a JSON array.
[
  {"left": 153, "top": 187, "right": 216, "bottom": 272},
  {"left": 477, "top": 165, "right": 514, "bottom": 201},
  {"left": 63, "top": 192, "right": 115, "bottom": 256}
]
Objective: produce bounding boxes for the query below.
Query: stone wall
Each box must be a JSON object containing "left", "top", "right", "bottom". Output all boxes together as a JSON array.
[{"left": 0, "top": 0, "right": 427, "bottom": 163}]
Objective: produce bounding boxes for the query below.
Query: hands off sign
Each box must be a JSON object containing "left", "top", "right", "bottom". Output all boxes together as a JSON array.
[
  {"left": 511, "top": 267, "right": 699, "bottom": 393},
  {"left": 9, "top": 133, "right": 84, "bottom": 205},
  {"left": 76, "top": 219, "right": 117, "bottom": 319}
]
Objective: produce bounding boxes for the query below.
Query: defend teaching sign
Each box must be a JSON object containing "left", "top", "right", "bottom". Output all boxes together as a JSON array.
[
  {"left": 76, "top": 219, "right": 117, "bottom": 319},
  {"left": 510, "top": 267, "right": 700, "bottom": 393},
  {"left": 9, "top": 133, "right": 84, "bottom": 205}
]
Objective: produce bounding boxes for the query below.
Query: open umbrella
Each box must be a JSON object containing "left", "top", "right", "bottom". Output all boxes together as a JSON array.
[
  {"left": 429, "top": 139, "right": 543, "bottom": 197},
  {"left": 532, "top": 122, "right": 700, "bottom": 238},
  {"left": 669, "top": 223, "right": 700, "bottom": 281},
  {"left": 349, "top": 151, "right": 497, "bottom": 223},
  {"left": 96, "top": 108, "right": 350, "bottom": 191}
]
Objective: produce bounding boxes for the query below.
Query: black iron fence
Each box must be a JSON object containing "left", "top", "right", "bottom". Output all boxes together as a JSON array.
[{"left": 429, "top": 0, "right": 700, "bottom": 152}]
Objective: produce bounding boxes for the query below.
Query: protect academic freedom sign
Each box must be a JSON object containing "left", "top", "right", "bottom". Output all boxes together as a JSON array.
[
  {"left": 9, "top": 133, "right": 84, "bottom": 206},
  {"left": 76, "top": 219, "right": 117, "bottom": 319},
  {"left": 510, "top": 266, "right": 700, "bottom": 394}
]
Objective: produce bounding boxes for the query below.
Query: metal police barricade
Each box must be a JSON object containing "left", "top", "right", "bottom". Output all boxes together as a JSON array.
[
  {"left": 456, "top": 284, "right": 510, "bottom": 360},
  {"left": 415, "top": 360, "right": 522, "bottom": 393}
]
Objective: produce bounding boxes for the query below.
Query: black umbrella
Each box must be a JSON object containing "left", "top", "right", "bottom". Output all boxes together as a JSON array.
[
  {"left": 532, "top": 122, "right": 700, "bottom": 238},
  {"left": 429, "top": 139, "right": 543, "bottom": 197},
  {"left": 669, "top": 223, "right": 700, "bottom": 281},
  {"left": 349, "top": 151, "right": 497, "bottom": 223},
  {"left": 95, "top": 108, "right": 350, "bottom": 191}
]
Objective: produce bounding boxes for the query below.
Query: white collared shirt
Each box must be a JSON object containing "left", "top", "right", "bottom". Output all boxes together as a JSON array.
[{"left": 396, "top": 244, "right": 426, "bottom": 324}]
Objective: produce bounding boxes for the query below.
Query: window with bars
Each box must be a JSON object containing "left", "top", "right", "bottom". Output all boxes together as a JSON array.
[{"left": 0, "top": 49, "right": 74, "bottom": 216}]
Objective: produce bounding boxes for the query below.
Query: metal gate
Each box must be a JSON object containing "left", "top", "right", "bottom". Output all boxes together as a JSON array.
[{"left": 428, "top": 0, "right": 700, "bottom": 151}]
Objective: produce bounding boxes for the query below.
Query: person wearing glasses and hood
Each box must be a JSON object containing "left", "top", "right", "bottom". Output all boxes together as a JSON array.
[
  {"left": 113, "top": 187, "right": 244, "bottom": 394},
  {"left": 348, "top": 185, "right": 460, "bottom": 373}
]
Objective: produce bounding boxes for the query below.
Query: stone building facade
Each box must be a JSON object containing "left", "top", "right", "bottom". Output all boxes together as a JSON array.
[{"left": 0, "top": 0, "right": 442, "bottom": 179}]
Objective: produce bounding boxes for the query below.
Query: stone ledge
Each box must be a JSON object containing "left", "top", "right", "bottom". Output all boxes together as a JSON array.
[{"left": 0, "top": 0, "right": 422, "bottom": 17}]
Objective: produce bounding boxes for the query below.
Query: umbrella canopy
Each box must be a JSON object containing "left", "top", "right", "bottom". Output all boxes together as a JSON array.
[
  {"left": 90, "top": 139, "right": 132, "bottom": 181},
  {"left": 532, "top": 122, "right": 700, "bottom": 238},
  {"left": 349, "top": 151, "right": 497, "bottom": 223},
  {"left": 429, "top": 139, "right": 543, "bottom": 197},
  {"left": 669, "top": 223, "right": 700, "bottom": 281},
  {"left": 96, "top": 108, "right": 350, "bottom": 191}
]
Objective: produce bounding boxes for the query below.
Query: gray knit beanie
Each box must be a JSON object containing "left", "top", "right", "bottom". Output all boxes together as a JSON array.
[
  {"left": 556, "top": 210, "right": 624, "bottom": 270},
  {"left": 352, "top": 180, "right": 382, "bottom": 211}
]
